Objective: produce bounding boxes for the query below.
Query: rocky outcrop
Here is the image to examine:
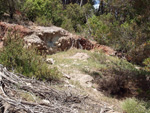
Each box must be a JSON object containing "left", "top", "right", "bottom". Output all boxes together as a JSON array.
[
  {"left": 0, "top": 22, "right": 116, "bottom": 55},
  {"left": 0, "top": 22, "right": 33, "bottom": 40}
]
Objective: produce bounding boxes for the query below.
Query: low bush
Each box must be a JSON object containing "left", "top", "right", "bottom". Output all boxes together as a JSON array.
[
  {"left": 91, "top": 52, "right": 150, "bottom": 99},
  {"left": 122, "top": 98, "right": 150, "bottom": 113},
  {"left": 92, "top": 54, "right": 139, "bottom": 97},
  {"left": 99, "top": 73, "right": 129, "bottom": 97},
  {"left": 0, "top": 34, "right": 61, "bottom": 81},
  {"left": 143, "top": 58, "right": 150, "bottom": 72}
]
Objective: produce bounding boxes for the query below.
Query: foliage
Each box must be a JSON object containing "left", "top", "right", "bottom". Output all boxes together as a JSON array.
[
  {"left": 62, "top": 3, "right": 93, "bottom": 32},
  {"left": 87, "top": 13, "right": 137, "bottom": 52},
  {"left": 87, "top": 14, "right": 113, "bottom": 45},
  {"left": 23, "top": 0, "right": 63, "bottom": 26},
  {"left": 35, "top": 16, "right": 52, "bottom": 26},
  {"left": 0, "top": 0, "right": 6, "bottom": 17},
  {"left": 143, "top": 58, "right": 150, "bottom": 72},
  {"left": 122, "top": 98, "right": 150, "bottom": 113},
  {"left": 61, "top": 17, "right": 75, "bottom": 32},
  {"left": 0, "top": 0, "right": 23, "bottom": 19},
  {"left": 90, "top": 0, "right": 150, "bottom": 64},
  {"left": 0, "top": 34, "right": 61, "bottom": 81},
  {"left": 22, "top": 0, "right": 93, "bottom": 32}
]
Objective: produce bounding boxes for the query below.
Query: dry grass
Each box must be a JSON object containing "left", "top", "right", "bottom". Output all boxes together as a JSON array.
[
  {"left": 19, "top": 91, "right": 41, "bottom": 102},
  {"left": 47, "top": 48, "right": 126, "bottom": 112},
  {"left": 48, "top": 48, "right": 107, "bottom": 75}
]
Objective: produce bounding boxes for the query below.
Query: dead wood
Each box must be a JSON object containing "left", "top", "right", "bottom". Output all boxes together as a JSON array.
[{"left": 0, "top": 64, "right": 116, "bottom": 113}]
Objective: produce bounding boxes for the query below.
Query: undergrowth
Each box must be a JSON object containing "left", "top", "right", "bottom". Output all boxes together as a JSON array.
[
  {"left": 81, "top": 50, "right": 150, "bottom": 99},
  {"left": 88, "top": 51, "right": 137, "bottom": 97},
  {"left": 0, "top": 34, "right": 61, "bottom": 81}
]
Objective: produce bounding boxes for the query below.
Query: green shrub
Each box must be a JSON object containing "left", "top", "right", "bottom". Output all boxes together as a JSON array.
[
  {"left": 63, "top": 3, "right": 93, "bottom": 32},
  {"left": 23, "top": 0, "right": 63, "bottom": 26},
  {"left": 87, "top": 14, "right": 113, "bottom": 45},
  {"left": 122, "top": 98, "right": 150, "bottom": 113},
  {"left": 143, "top": 58, "right": 150, "bottom": 72},
  {"left": 0, "top": 34, "right": 61, "bottom": 81},
  {"left": 61, "top": 17, "right": 75, "bottom": 32},
  {"left": 94, "top": 53, "right": 139, "bottom": 97},
  {"left": 35, "top": 16, "right": 52, "bottom": 26}
]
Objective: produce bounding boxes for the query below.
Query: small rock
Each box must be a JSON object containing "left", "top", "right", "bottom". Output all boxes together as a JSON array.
[
  {"left": 62, "top": 73, "right": 71, "bottom": 79},
  {"left": 26, "top": 83, "right": 32, "bottom": 86},
  {"left": 46, "top": 58, "right": 55, "bottom": 64},
  {"left": 64, "top": 80, "right": 69, "bottom": 84},
  {"left": 93, "top": 88, "right": 97, "bottom": 92},
  {"left": 64, "top": 84, "right": 75, "bottom": 88},
  {"left": 135, "top": 66, "right": 141, "bottom": 70},
  {"left": 106, "top": 60, "right": 111, "bottom": 63},
  {"left": 41, "top": 99, "right": 50, "bottom": 104}
]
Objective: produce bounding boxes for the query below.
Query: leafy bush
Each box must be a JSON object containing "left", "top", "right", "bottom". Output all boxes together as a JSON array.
[
  {"left": 61, "top": 17, "right": 75, "bottom": 32},
  {"left": 122, "top": 98, "right": 150, "bottom": 113},
  {"left": 23, "top": 0, "right": 63, "bottom": 26},
  {"left": 62, "top": 3, "right": 93, "bottom": 32},
  {"left": 87, "top": 14, "right": 113, "bottom": 45},
  {"left": 22, "top": 1, "right": 93, "bottom": 32},
  {"left": 0, "top": 34, "right": 61, "bottom": 81}
]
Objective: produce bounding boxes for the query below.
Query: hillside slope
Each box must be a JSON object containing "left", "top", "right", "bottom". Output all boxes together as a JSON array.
[{"left": 0, "top": 48, "right": 125, "bottom": 113}]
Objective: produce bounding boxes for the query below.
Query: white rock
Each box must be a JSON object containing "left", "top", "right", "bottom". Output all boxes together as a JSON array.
[
  {"left": 26, "top": 83, "right": 32, "bottom": 87},
  {"left": 41, "top": 99, "right": 50, "bottom": 104},
  {"left": 46, "top": 58, "right": 55, "bottom": 64},
  {"left": 63, "top": 73, "right": 71, "bottom": 79}
]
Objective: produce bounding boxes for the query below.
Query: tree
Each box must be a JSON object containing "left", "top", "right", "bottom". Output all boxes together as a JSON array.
[
  {"left": 61, "top": 0, "right": 94, "bottom": 6},
  {"left": 0, "top": 0, "right": 23, "bottom": 19},
  {"left": 23, "top": 0, "right": 64, "bottom": 25},
  {"left": 98, "top": 0, "right": 104, "bottom": 14},
  {"left": 0, "top": 0, "right": 7, "bottom": 16}
]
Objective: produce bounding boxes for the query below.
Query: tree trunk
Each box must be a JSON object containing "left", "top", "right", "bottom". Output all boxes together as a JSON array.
[
  {"left": 80, "top": 0, "right": 83, "bottom": 6},
  {"left": 8, "top": 0, "right": 15, "bottom": 19}
]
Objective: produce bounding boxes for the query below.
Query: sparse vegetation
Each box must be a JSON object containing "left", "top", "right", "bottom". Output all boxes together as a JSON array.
[{"left": 49, "top": 49, "right": 150, "bottom": 101}]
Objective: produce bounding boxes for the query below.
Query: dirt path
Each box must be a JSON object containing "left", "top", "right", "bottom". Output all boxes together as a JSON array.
[{"left": 48, "top": 50, "right": 122, "bottom": 112}]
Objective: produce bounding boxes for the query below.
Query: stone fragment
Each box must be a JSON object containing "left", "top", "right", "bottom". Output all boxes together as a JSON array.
[{"left": 46, "top": 58, "right": 55, "bottom": 64}]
